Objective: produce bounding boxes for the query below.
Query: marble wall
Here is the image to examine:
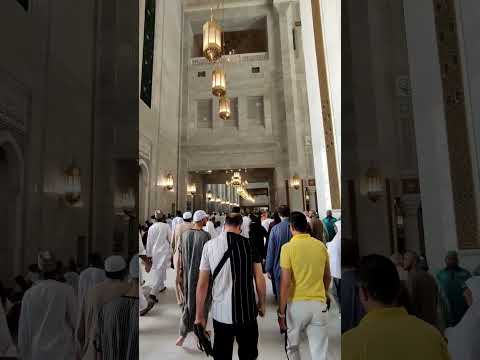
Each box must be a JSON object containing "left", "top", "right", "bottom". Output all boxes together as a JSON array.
[{"left": 0, "top": 0, "right": 139, "bottom": 282}]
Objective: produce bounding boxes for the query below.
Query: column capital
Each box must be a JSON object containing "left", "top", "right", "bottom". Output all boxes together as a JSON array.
[{"left": 273, "top": 0, "right": 295, "bottom": 14}]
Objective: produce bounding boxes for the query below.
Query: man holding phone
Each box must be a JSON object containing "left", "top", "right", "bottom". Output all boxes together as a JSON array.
[{"left": 195, "top": 213, "right": 266, "bottom": 359}]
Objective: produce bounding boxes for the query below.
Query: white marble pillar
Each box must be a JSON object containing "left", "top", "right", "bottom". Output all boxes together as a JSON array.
[
  {"left": 298, "top": 0, "right": 333, "bottom": 215},
  {"left": 274, "top": 0, "right": 306, "bottom": 211},
  {"left": 403, "top": 0, "right": 458, "bottom": 271}
]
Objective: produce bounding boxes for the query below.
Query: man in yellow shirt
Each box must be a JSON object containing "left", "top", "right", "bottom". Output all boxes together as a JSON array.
[
  {"left": 342, "top": 254, "right": 451, "bottom": 360},
  {"left": 278, "top": 211, "right": 331, "bottom": 360}
]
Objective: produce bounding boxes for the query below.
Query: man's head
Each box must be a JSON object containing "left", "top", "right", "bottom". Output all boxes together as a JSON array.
[
  {"left": 289, "top": 211, "right": 309, "bottom": 235},
  {"left": 193, "top": 210, "right": 209, "bottom": 227},
  {"left": 232, "top": 206, "right": 241, "bottom": 214},
  {"left": 37, "top": 250, "right": 57, "bottom": 277},
  {"left": 326, "top": 210, "right": 333, "bottom": 217},
  {"left": 260, "top": 210, "right": 268, "bottom": 220},
  {"left": 403, "top": 251, "right": 418, "bottom": 271},
  {"left": 224, "top": 213, "right": 243, "bottom": 234},
  {"left": 155, "top": 210, "right": 166, "bottom": 222},
  {"left": 390, "top": 253, "right": 404, "bottom": 267},
  {"left": 358, "top": 254, "right": 401, "bottom": 312},
  {"left": 445, "top": 251, "right": 459, "bottom": 269},
  {"left": 308, "top": 210, "right": 317, "bottom": 218},
  {"left": 278, "top": 205, "right": 290, "bottom": 218},
  {"left": 183, "top": 211, "right": 193, "bottom": 223},
  {"left": 104, "top": 255, "right": 127, "bottom": 280},
  {"left": 176, "top": 210, "right": 182, "bottom": 217}
]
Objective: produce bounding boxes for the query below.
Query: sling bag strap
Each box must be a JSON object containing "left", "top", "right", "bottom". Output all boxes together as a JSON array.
[{"left": 212, "top": 233, "right": 233, "bottom": 282}]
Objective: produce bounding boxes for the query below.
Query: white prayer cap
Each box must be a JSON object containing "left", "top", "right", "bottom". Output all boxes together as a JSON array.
[
  {"left": 193, "top": 210, "right": 208, "bottom": 223},
  {"left": 183, "top": 211, "right": 193, "bottom": 220},
  {"left": 104, "top": 255, "right": 127, "bottom": 273},
  {"left": 37, "top": 250, "right": 56, "bottom": 272},
  {"left": 129, "top": 255, "right": 139, "bottom": 279}
]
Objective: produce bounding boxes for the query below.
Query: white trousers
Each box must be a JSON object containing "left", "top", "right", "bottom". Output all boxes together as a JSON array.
[
  {"left": 150, "top": 265, "right": 168, "bottom": 296},
  {"left": 286, "top": 300, "right": 329, "bottom": 360}
]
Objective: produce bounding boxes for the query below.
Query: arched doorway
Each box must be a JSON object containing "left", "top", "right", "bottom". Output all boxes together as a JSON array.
[
  {"left": 139, "top": 159, "right": 150, "bottom": 222},
  {"left": 0, "top": 132, "right": 24, "bottom": 286}
]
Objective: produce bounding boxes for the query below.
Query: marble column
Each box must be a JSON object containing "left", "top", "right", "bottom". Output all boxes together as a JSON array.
[
  {"left": 274, "top": 0, "right": 306, "bottom": 211},
  {"left": 403, "top": 0, "right": 458, "bottom": 271}
]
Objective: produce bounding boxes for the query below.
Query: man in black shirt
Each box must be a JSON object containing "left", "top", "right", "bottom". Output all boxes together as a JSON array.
[{"left": 195, "top": 213, "right": 266, "bottom": 359}]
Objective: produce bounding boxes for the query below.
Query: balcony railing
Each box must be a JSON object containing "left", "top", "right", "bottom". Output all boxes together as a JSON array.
[{"left": 190, "top": 52, "right": 269, "bottom": 66}]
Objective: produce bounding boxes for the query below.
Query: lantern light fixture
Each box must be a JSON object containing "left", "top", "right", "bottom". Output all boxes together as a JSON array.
[
  {"left": 212, "top": 66, "right": 226, "bottom": 97},
  {"left": 164, "top": 173, "right": 174, "bottom": 191},
  {"left": 64, "top": 164, "right": 81, "bottom": 205},
  {"left": 206, "top": 190, "right": 213, "bottom": 201},
  {"left": 202, "top": 9, "right": 223, "bottom": 63},
  {"left": 218, "top": 96, "right": 231, "bottom": 120},
  {"left": 365, "top": 168, "right": 383, "bottom": 202},
  {"left": 291, "top": 175, "right": 301, "bottom": 190},
  {"left": 187, "top": 183, "right": 197, "bottom": 196}
]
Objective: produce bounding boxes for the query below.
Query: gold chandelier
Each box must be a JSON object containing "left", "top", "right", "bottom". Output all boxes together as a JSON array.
[
  {"left": 219, "top": 96, "right": 231, "bottom": 120},
  {"left": 212, "top": 66, "right": 226, "bottom": 97},
  {"left": 203, "top": 11, "right": 222, "bottom": 63}
]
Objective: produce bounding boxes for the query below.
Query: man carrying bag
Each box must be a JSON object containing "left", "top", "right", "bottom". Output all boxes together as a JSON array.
[{"left": 194, "top": 213, "right": 266, "bottom": 359}]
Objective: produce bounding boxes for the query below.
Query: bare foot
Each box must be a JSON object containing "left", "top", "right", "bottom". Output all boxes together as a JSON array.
[{"left": 176, "top": 336, "right": 186, "bottom": 347}]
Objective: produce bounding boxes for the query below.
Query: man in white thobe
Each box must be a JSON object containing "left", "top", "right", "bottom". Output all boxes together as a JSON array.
[
  {"left": 327, "top": 221, "right": 341, "bottom": 308},
  {"left": 202, "top": 216, "right": 216, "bottom": 236},
  {"left": 78, "top": 254, "right": 106, "bottom": 310},
  {"left": 261, "top": 210, "right": 273, "bottom": 232},
  {"left": 18, "top": 251, "right": 77, "bottom": 360},
  {"left": 146, "top": 211, "right": 172, "bottom": 304},
  {"left": 171, "top": 211, "right": 184, "bottom": 233},
  {"left": 139, "top": 233, "right": 148, "bottom": 314}
]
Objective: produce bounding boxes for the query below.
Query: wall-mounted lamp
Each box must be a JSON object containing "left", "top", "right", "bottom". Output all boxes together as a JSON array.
[
  {"left": 187, "top": 183, "right": 197, "bottom": 196},
  {"left": 64, "top": 164, "right": 81, "bottom": 206},
  {"left": 364, "top": 168, "right": 383, "bottom": 202},
  {"left": 164, "top": 173, "right": 174, "bottom": 191},
  {"left": 206, "top": 190, "right": 213, "bottom": 201},
  {"left": 291, "top": 175, "right": 301, "bottom": 190}
]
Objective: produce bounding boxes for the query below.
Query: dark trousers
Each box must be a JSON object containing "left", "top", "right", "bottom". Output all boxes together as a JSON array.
[
  {"left": 333, "top": 278, "right": 341, "bottom": 309},
  {"left": 213, "top": 319, "right": 259, "bottom": 360}
]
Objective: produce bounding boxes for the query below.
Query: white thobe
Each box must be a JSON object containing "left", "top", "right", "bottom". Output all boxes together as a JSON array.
[
  {"left": 138, "top": 234, "right": 148, "bottom": 311},
  {"left": 146, "top": 222, "right": 172, "bottom": 295},
  {"left": 327, "top": 221, "right": 341, "bottom": 279},
  {"left": 78, "top": 267, "right": 106, "bottom": 310},
  {"left": 18, "top": 280, "right": 77, "bottom": 360},
  {"left": 203, "top": 220, "right": 216, "bottom": 236},
  {"left": 261, "top": 218, "right": 274, "bottom": 232},
  {"left": 64, "top": 271, "right": 79, "bottom": 295},
  {"left": 0, "top": 303, "right": 17, "bottom": 357},
  {"left": 446, "top": 276, "right": 480, "bottom": 360},
  {"left": 241, "top": 216, "right": 251, "bottom": 238}
]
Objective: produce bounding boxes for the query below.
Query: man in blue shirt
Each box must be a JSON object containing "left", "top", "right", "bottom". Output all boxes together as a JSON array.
[{"left": 265, "top": 205, "right": 292, "bottom": 301}]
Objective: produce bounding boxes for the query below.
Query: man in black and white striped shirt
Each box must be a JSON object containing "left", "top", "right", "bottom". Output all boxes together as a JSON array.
[{"left": 195, "top": 213, "right": 266, "bottom": 359}]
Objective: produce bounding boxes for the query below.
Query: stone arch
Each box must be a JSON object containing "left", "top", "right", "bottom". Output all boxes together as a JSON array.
[
  {"left": 139, "top": 159, "right": 151, "bottom": 222},
  {"left": 0, "top": 131, "right": 24, "bottom": 285}
]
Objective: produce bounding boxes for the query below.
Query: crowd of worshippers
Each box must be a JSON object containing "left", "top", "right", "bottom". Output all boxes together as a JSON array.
[
  {"left": 0, "top": 251, "right": 140, "bottom": 360},
  {"left": 139, "top": 205, "right": 341, "bottom": 360},
  {"left": 341, "top": 243, "right": 480, "bottom": 360}
]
